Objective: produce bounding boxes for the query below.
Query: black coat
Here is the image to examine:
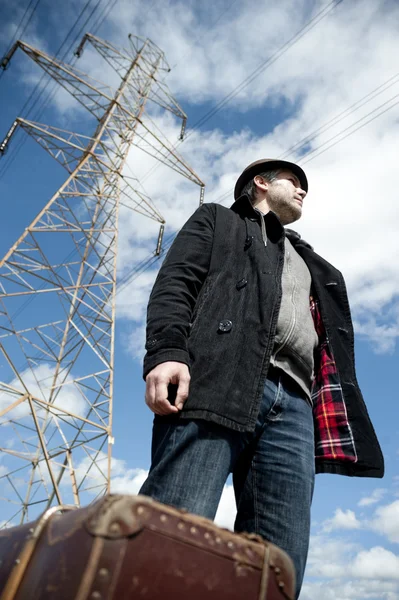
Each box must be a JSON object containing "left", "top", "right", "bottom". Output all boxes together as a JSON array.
[{"left": 143, "top": 196, "right": 384, "bottom": 478}]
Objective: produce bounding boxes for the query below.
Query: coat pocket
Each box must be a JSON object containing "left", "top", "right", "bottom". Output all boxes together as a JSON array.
[{"left": 189, "top": 276, "right": 216, "bottom": 336}]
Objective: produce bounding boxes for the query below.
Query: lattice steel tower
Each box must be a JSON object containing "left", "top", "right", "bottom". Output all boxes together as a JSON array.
[{"left": 0, "top": 33, "right": 204, "bottom": 527}]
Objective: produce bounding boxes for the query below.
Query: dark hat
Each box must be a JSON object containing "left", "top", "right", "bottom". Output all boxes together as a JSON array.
[{"left": 234, "top": 158, "right": 308, "bottom": 199}]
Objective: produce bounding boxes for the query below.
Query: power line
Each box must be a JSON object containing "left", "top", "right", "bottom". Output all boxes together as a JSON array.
[
  {"left": 187, "top": 0, "right": 344, "bottom": 136},
  {"left": 0, "top": 0, "right": 121, "bottom": 180},
  {"left": 1, "top": 0, "right": 341, "bottom": 182},
  {"left": 86, "top": 78, "right": 399, "bottom": 296},
  {"left": 32, "top": 0, "right": 105, "bottom": 117},
  {"left": 90, "top": 0, "right": 120, "bottom": 35},
  {"left": 112, "top": 86, "right": 399, "bottom": 339},
  {"left": 214, "top": 88, "right": 399, "bottom": 206},
  {"left": 9, "top": 77, "right": 399, "bottom": 352},
  {"left": 300, "top": 93, "right": 399, "bottom": 166},
  {"left": 116, "top": 88, "right": 399, "bottom": 297},
  {"left": 5, "top": 0, "right": 390, "bottom": 324},
  {"left": 0, "top": 0, "right": 42, "bottom": 81},
  {"left": 0, "top": 0, "right": 104, "bottom": 180},
  {"left": 281, "top": 71, "right": 399, "bottom": 160},
  {"left": 0, "top": 0, "right": 123, "bottom": 327},
  {"left": 159, "top": 0, "right": 240, "bottom": 81},
  {"left": 137, "top": 0, "right": 344, "bottom": 186},
  {"left": 116, "top": 234, "right": 175, "bottom": 293},
  {"left": 1, "top": 0, "right": 41, "bottom": 55},
  {"left": 0, "top": 1, "right": 106, "bottom": 317}
]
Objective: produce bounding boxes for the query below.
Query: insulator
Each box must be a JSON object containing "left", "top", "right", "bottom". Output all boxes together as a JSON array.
[
  {"left": 179, "top": 117, "right": 187, "bottom": 141},
  {"left": 199, "top": 185, "right": 205, "bottom": 206},
  {"left": 0, "top": 41, "right": 19, "bottom": 70},
  {"left": 74, "top": 34, "right": 88, "bottom": 58},
  {"left": 156, "top": 224, "right": 165, "bottom": 256},
  {"left": 0, "top": 56, "right": 9, "bottom": 70},
  {"left": 0, "top": 120, "right": 19, "bottom": 155}
]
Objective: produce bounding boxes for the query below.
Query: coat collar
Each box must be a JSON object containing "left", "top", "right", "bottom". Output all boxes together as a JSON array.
[
  {"left": 230, "top": 194, "right": 285, "bottom": 240},
  {"left": 230, "top": 194, "right": 313, "bottom": 249},
  {"left": 285, "top": 228, "right": 314, "bottom": 251}
]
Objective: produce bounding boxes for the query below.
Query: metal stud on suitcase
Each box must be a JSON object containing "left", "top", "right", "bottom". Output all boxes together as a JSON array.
[{"left": 0, "top": 494, "right": 295, "bottom": 599}]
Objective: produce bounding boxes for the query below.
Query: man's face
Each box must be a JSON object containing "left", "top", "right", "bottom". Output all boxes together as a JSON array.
[{"left": 258, "top": 170, "right": 307, "bottom": 225}]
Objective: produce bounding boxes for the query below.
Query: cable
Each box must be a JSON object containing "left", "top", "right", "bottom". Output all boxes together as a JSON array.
[
  {"left": 159, "top": 0, "right": 240, "bottom": 82},
  {"left": 0, "top": 0, "right": 108, "bottom": 318},
  {"left": 281, "top": 71, "right": 399, "bottom": 160},
  {"left": 214, "top": 89, "right": 399, "bottom": 207},
  {"left": 300, "top": 94, "right": 399, "bottom": 166},
  {"left": 3, "top": 0, "right": 380, "bottom": 338},
  {"left": 0, "top": 0, "right": 103, "bottom": 180},
  {"left": 1, "top": 0, "right": 41, "bottom": 56},
  {"left": 0, "top": 0, "right": 42, "bottom": 82},
  {"left": 0, "top": 0, "right": 102, "bottom": 178},
  {"left": 90, "top": 0, "right": 120, "bottom": 35},
  {"left": 121, "top": 90, "right": 399, "bottom": 283},
  {"left": 188, "top": 0, "right": 344, "bottom": 136},
  {"left": 137, "top": 0, "right": 344, "bottom": 186},
  {"left": 0, "top": 0, "right": 125, "bottom": 329},
  {"left": 12, "top": 83, "right": 396, "bottom": 371},
  {"left": 9, "top": 74, "right": 399, "bottom": 327},
  {"left": 32, "top": 0, "right": 104, "bottom": 116},
  {"left": 0, "top": 0, "right": 121, "bottom": 179},
  {"left": 116, "top": 233, "right": 175, "bottom": 292}
]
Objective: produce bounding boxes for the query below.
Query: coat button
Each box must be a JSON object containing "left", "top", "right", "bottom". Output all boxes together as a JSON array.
[
  {"left": 236, "top": 278, "right": 248, "bottom": 290},
  {"left": 218, "top": 319, "right": 233, "bottom": 332},
  {"left": 244, "top": 236, "right": 254, "bottom": 250}
]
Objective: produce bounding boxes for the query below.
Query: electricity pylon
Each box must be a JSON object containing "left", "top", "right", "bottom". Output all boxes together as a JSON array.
[{"left": 0, "top": 33, "right": 204, "bottom": 527}]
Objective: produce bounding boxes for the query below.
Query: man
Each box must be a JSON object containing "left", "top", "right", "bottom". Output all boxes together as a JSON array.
[{"left": 139, "top": 158, "right": 384, "bottom": 599}]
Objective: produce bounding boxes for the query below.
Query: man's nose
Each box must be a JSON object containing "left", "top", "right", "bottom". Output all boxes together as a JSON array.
[{"left": 297, "top": 187, "right": 307, "bottom": 199}]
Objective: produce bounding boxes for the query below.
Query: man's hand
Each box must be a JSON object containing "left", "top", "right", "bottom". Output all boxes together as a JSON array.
[{"left": 145, "top": 362, "right": 191, "bottom": 415}]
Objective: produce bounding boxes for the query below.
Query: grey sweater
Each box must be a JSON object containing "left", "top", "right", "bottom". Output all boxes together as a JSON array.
[{"left": 270, "top": 237, "right": 318, "bottom": 402}]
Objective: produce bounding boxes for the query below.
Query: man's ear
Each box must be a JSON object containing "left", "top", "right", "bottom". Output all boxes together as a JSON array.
[{"left": 254, "top": 175, "right": 268, "bottom": 193}]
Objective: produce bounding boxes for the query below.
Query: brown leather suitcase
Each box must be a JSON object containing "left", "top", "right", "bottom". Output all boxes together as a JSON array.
[{"left": 0, "top": 494, "right": 295, "bottom": 600}]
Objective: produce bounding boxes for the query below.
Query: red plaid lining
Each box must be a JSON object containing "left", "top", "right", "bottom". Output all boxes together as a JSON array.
[{"left": 310, "top": 295, "right": 357, "bottom": 463}]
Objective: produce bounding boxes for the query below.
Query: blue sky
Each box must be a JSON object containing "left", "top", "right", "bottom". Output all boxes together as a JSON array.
[{"left": 1, "top": 0, "right": 399, "bottom": 598}]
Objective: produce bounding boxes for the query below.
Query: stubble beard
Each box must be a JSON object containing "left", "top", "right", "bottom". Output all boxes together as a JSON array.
[{"left": 267, "top": 187, "right": 302, "bottom": 226}]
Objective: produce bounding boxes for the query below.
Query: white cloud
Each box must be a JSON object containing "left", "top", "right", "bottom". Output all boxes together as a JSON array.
[
  {"left": 301, "top": 578, "right": 399, "bottom": 600},
  {"left": 106, "top": 0, "right": 399, "bottom": 114},
  {"left": 304, "top": 534, "right": 399, "bottom": 599},
  {"left": 116, "top": 268, "right": 159, "bottom": 322},
  {"left": 124, "top": 323, "right": 146, "bottom": 363},
  {"left": 303, "top": 496, "right": 399, "bottom": 598},
  {"left": 307, "top": 534, "right": 359, "bottom": 579},
  {"left": 111, "top": 0, "right": 399, "bottom": 354},
  {"left": 108, "top": 461, "right": 237, "bottom": 530},
  {"left": 89, "top": 454, "right": 237, "bottom": 530},
  {"left": 90, "top": 457, "right": 237, "bottom": 531},
  {"left": 0, "top": 363, "right": 87, "bottom": 423},
  {"left": 10, "top": 0, "right": 399, "bottom": 355},
  {"left": 351, "top": 546, "right": 399, "bottom": 580},
  {"left": 358, "top": 488, "right": 388, "bottom": 507},
  {"left": 214, "top": 484, "right": 236, "bottom": 531},
  {"left": 112, "top": 112, "right": 399, "bottom": 357},
  {"left": 60, "top": 452, "right": 146, "bottom": 500},
  {"left": 369, "top": 500, "right": 399, "bottom": 544},
  {"left": 323, "top": 508, "right": 362, "bottom": 533},
  {"left": 111, "top": 466, "right": 148, "bottom": 495}
]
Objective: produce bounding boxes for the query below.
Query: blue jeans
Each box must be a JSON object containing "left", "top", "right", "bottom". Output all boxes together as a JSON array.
[{"left": 139, "top": 367, "right": 315, "bottom": 599}]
